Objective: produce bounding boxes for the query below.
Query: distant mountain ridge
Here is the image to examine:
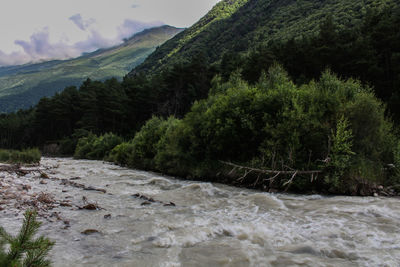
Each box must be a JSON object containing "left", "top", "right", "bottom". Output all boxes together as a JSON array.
[
  {"left": 0, "top": 25, "right": 183, "bottom": 112},
  {"left": 130, "top": 0, "right": 396, "bottom": 75}
]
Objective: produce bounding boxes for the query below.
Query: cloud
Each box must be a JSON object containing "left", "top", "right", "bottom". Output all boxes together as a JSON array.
[
  {"left": 69, "top": 14, "right": 95, "bottom": 31},
  {"left": 117, "top": 19, "right": 163, "bottom": 40},
  {"left": 13, "top": 29, "right": 81, "bottom": 62},
  {"left": 0, "top": 50, "right": 30, "bottom": 66},
  {"left": 0, "top": 19, "right": 164, "bottom": 66},
  {"left": 131, "top": 4, "right": 140, "bottom": 8},
  {"left": 74, "top": 30, "right": 116, "bottom": 52}
]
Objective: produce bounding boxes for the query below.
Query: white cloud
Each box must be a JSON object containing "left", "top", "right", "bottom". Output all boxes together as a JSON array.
[{"left": 0, "top": 0, "right": 220, "bottom": 66}]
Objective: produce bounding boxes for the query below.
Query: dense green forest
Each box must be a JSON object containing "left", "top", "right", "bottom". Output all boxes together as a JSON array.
[
  {"left": 0, "top": 3, "right": 399, "bottom": 194},
  {"left": 131, "top": 0, "right": 398, "bottom": 74}
]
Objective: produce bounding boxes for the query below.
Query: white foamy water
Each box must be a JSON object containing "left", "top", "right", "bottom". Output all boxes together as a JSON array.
[{"left": 1, "top": 158, "right": 400, "bottom": 266}]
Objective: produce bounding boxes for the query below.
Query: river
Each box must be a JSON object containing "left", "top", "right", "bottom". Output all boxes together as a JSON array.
[{"left": 1, "top": 158, "right": 399, "bottom": 266}]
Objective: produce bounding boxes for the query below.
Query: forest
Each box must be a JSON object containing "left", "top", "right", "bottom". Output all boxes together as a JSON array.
[{"left": 0, "top": 6, "right": 399, "bottom": 194}]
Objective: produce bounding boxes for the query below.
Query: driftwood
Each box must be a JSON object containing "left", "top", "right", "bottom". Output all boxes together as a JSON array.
[
  {"left": 219, "top": 161, "right": 322, "bottom": 190},
  {"left": 132, "top": 193, "right": 176, "bottom": 207},
  {"left": 0, "top": 164, "right": 51, "bottom": 176}
]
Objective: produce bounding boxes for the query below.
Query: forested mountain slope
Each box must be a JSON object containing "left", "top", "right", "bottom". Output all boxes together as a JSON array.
[
  {"left": 0, "top": 25, "right": 183, "bottom": 112},
  {"left": 130, "top": 0, "right": 397, "bottom": 75}
]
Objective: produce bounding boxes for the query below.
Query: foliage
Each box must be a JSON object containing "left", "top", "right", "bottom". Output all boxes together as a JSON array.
[
  {"left": 127, "top": 116, "right": 174, "bottom": 170},
  {"left": 0, "top": 148, "right": 41, "bottom": 164},
  {"left": 107, "top": 142, "right": 135, "bottom": 166},
  {"left": 74, "top": 133, "right": 123, "bottom": 160},
  {"left": 324, "top": 116, "right": 355, "bottom": 191},
  {"left": 0, "top": 210, "right": 54, "bottom": 267},
  {"left": 128, "top": 65, "right": 396, "bottom": 192},
  {"left": 132, "top": 0, "right": 397, "bottom": 75}
]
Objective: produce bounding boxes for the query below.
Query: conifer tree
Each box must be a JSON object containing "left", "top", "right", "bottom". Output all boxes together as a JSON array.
[{"left": 0, "top": 210, "right": 54, "bottom": 267}]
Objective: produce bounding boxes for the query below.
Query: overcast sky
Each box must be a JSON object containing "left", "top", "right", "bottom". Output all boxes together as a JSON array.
[{"left": 0, "top": 0, "right": 220, "bottom": 66}]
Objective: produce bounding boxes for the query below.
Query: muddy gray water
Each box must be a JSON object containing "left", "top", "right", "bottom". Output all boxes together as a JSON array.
[{"left": 1, "top": 158, "right": 400, "bottom": 266}]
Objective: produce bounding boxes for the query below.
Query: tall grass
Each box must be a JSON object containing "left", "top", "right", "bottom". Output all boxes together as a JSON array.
[{"left": 0, "top": 148, "right": 41, "bottom": 164}]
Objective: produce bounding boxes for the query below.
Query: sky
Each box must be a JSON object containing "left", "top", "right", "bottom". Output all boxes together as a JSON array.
[{"left": 0, "top": 0, "right": 220, "bottom": 66}]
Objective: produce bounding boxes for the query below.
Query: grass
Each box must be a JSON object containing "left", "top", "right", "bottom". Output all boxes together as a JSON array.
[{"left": 0, "top": 148, "right": 41, "bottom": 164}]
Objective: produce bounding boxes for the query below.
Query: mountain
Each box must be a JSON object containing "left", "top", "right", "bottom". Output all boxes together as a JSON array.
[
  {"left": 130, "top": 0, "right": 397, "bottom": 75},
  {"left": 0, "top": 25, "right": 183, "bottom": 112}
]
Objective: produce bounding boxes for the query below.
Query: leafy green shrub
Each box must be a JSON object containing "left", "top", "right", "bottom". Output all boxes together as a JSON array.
[
  {"left": 0, "top": 210, "right": 54, "bottom": 267},
  {"left": 0, "top": 150, "right": 10, "bottom": 162},
  {"left": 73, "top": 133, "right": 97, "bottom": 159},
  {"left": 74, "top": 133, "right": 123, "bottom": 160},
  {"left": 154, "top": 117, "right": 192, "bottom": 176},
  {"left": 107, "top": 142, "right": 135, "bottom": 166},
  {"left": 128, "top": 116, "right": 176, "bottom": 170},
  {"left": 18, "top": 149, "right": 41, "bottom": 164},
  {"left": 324, "top": 116, "right": 355, "bottom": 192}
]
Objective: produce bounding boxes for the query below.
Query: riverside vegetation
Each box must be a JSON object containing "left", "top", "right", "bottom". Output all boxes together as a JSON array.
[
  {"left": 78, "top": 66, "right": 399, "bottom": 195},
  {"left": 0, "top": 1, "right": 399, "bottom": 195},
  {"left": 0, "top": 149, "right": 41, "bottom": 164}
]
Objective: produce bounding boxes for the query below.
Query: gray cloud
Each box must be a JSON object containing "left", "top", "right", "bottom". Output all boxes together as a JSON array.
[
  {"left": 0, "top": 19, "right": 164, "bottom": 66},
  {"left": 74, "top": 30, "right": 116, "bottom": 52},
  {"left": 117, "top": 19, "right": 163, "bottom": 40},
  {"left": 0, "top": 50, "right": 30, "bottom": 66},
  {"left": 131, "top": 4, "right": 140, "bottom": 8},
  {"left": 69, "top": 14, "right": 95, "bottom": 31},
  {"left": 13, "top": 29, "right": 81, "bottom": 62}
]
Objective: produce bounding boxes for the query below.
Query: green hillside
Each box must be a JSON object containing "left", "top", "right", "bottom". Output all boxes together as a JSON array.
[
  {"left": 131, "top": 0, "right": 397, "bottom": 75},
  {"left": 0, "top": 25, "right": 183, "bottom": 112}
]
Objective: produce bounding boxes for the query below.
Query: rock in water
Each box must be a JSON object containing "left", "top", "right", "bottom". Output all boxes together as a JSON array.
[{"left": 81, "top": 229, "right": 100, "bottom": 235}]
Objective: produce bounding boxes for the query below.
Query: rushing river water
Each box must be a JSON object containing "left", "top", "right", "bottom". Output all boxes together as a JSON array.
[{"left": 1, "top": 158, "right": 400, "bottom": 266}]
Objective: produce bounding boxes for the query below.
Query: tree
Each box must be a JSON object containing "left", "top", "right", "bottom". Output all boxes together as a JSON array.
[{"left": 0, "top": 210, "right": 54, "bottom": 267}]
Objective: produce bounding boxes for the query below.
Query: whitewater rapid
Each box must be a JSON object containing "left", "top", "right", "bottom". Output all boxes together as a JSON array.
[{"left": 1, "top": 158, "right": 399, "bottom": 266}]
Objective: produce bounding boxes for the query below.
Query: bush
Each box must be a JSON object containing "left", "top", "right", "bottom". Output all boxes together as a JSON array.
[
  {"left": 107, "top": 142, "right": 135, "bottom": 166},
  {"left": 73, "top": 133, "right": 97, "bottom": 159},
  {"left": 128, "top": 116, "right": 175, "bottom": 170},
  {"left": 0, "top": 150, "right": 10, "bottom": 162},
  {"left": 136, "top": 65, "right": 398, "bottom": 192},
  {"left": 74, "top": 133, "right": 123, "bottom": 160},
  {"left": 0, "top": 149, "right": 41, "bottom": 164}
]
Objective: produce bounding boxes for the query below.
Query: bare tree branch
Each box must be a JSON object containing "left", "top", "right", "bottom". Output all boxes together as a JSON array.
[{"left": 220, "top": 161, "right": 322, "bottom": 175}]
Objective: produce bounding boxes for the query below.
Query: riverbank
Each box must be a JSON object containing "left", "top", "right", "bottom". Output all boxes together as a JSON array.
[
  {"left": 97, "top": 156, "right": 400, "bottom": 197},
  {"left": 0, "top": 160, "right": 108, "bottom": 224},
  {"left": 42, "top": 148, "right": 400, "bottom": 197}
]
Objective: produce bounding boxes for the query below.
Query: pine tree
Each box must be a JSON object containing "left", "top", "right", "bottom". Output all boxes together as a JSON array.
[{"left": 0, "top": 210, "right": 54, "bottom": 267}]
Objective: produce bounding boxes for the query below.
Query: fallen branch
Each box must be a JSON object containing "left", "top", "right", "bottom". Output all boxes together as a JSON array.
[
  {"left": 220, "top": 160, "right": 322, "bottom": 189},
  {"left": 220, "top": 161, "right": 322, "bottom": 175}
]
